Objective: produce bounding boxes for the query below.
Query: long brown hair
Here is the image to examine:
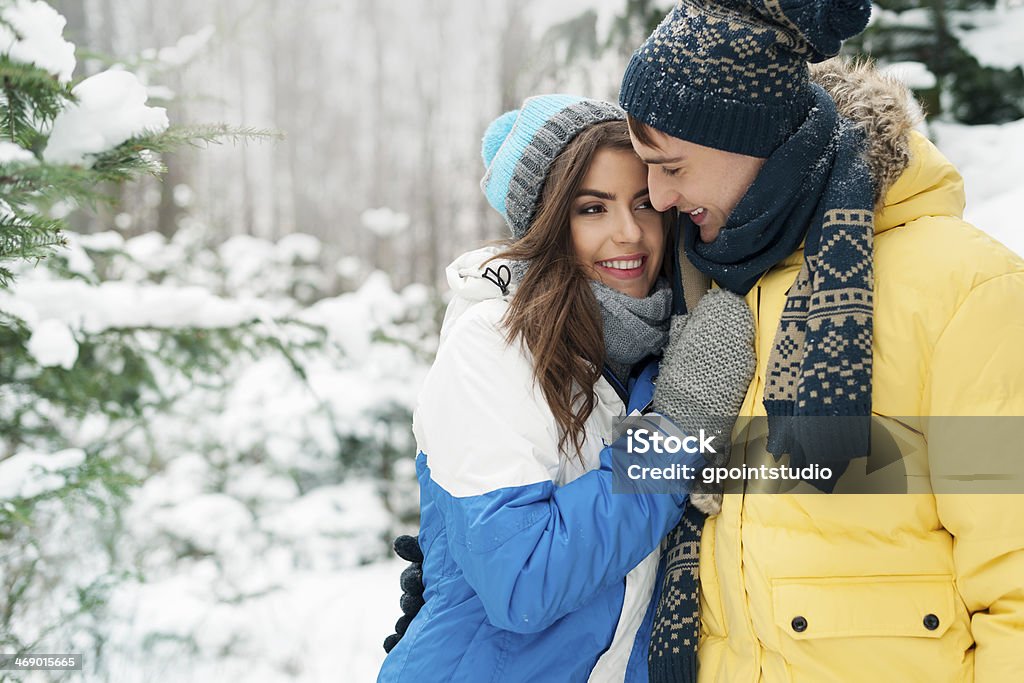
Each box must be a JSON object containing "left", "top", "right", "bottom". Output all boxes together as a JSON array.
[{"left": 493, "top": 120, "right": 670, "bottom": 461}]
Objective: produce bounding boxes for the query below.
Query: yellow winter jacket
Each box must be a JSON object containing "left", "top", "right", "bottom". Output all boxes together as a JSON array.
[{"left": 696, "top": 62, "right": 1024, "bottom": 683}]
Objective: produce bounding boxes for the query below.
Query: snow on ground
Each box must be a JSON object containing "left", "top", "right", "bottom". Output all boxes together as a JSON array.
[
  {"left": 94, "top": 505, "right": 403, "bottom": 682},
  {"left": 94, "top": 560, "right": 403, "bottom": 683}
]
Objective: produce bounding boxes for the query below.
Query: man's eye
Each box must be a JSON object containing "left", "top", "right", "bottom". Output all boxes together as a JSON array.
[{"left": 661, "top": 167, "right": 681, "bottom": 177}]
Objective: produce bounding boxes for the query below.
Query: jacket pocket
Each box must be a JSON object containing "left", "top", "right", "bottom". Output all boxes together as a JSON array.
[{"left": 772, "top": 574, "right": 956, "bottom": 640}]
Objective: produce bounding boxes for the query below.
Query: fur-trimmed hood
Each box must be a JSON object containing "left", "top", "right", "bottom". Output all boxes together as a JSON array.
[{"left": 810, "top": 58, "right": 920, "bottom": 205}]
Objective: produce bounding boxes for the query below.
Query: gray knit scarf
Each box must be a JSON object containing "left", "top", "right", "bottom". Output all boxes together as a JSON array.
[
  {"left": 591, "top": 277, "right": 672, "bottom": 374},
  {"left": 505, "top": 261, "right": 671, "bottom": 382}
]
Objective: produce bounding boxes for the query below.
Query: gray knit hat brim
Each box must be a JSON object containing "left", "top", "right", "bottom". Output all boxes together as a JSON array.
[{"left": 481, "top": 96, "right": 625, "bottom": 240}]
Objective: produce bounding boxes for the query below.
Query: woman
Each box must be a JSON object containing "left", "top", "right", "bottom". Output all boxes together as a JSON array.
[{"left": 378, "top": 95, "right": 754, "bottom": 682}]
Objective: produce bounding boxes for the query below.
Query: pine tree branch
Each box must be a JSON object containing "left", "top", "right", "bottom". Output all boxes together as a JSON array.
[
  {"left": 98, "top": 123, "right": 283, "bottom": 160},
  {"left": 1, "top": 164, "right": 113, "bottom": 209},
  {"left": 3, "top": 123, "right": 278, "bottom": 211},
  {"left": 84, "top": 125, "right": 282, "bottom": 180},
  {"left": 0, "top": 214, "right": 65, "bottom": 278},
  {"left": 0, "top": 58, "right": 75, "bottom": 148}
]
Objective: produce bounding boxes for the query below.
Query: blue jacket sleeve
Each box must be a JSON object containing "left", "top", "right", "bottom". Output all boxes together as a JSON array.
[
  {"left": 429, "top": 428, "right": 693, "bottom": 634},
  {"left": 414, "top": 302, "right": 694, "bottom": 634}
]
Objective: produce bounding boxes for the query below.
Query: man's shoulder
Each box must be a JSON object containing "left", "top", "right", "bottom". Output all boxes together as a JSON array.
[
  {"left": 876, "top": 215, "right": 1024, "bottom": 290},
  {"left": 873, "top": 217, "right": 1024, "bottom": 354}
]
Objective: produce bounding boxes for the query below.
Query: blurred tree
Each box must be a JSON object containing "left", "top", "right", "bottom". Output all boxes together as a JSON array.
[
  {"left": 535, "top": 0, "right": 669, "bottom": 98},
  {"left": 605, "top": 0, "right": 669, "bottom": 56},
  {"left": 847, "top": 1, "right": 1024, "bottom": 124},
  {"left": 0, "top": 0, "right": 289, "bottom": 659}
]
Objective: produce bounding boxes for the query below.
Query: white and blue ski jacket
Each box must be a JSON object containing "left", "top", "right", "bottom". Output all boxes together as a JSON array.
[{"left": 378, "top": 247, "right": 698, "bottom": 682}]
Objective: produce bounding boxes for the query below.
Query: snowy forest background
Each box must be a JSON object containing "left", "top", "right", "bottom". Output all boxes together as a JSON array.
[{"left": 1, "top": 0, "right": 1023, "bottom": 680}]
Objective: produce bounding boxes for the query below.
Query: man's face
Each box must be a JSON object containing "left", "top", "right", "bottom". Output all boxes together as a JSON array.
[{"left": 628, "top": 126, "right": 766, "bottom": 244}]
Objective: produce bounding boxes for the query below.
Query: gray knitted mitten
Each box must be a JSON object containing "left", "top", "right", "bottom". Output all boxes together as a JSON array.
[{"left": 652, "top": 289, "right": 756, "bottom": 515}]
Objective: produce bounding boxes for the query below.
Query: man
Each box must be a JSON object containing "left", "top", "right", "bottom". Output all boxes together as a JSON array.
[{"left": 621, "top": 1, "right": 1024, "bottom": 682}]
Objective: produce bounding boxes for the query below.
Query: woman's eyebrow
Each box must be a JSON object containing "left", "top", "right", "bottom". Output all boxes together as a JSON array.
[{"left": 576, "top": 189, "right": 615, "bottom": 200}]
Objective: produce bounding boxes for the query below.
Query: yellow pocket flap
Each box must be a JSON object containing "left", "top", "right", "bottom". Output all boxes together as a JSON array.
[{"left": 772, "top": 575, "right": 956, "bottom": 640}]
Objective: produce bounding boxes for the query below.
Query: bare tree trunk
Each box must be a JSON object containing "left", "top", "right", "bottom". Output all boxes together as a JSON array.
[
  {"left": 268, "top": 0, "right": 293, "bottom": 239},
  {"left": 361, "top": 0, "right": 390, "bottom": 273},
  {"left": 410, "top": 0, "right": 449, "bottom": 287},
  {"left": 498, "top": 0, "right": 533, "bottom": 111},
  {"left": 155, "top": 0, "right": 185, "bottom": 239},
  {"left": 50, "top": 0, "right": 87, "bottom": 55},
  {"left": 236, "top": 51, "right": 255, "bottom": 236}
]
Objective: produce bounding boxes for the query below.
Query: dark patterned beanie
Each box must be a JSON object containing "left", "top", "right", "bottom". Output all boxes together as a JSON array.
[
  {"left": 619, "top": 0, "right": 872, "bottom": 157},
  {"left": 480, "top": 95, "right": 624, "bottom": 240}
]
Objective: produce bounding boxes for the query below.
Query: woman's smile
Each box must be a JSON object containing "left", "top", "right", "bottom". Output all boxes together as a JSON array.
[{"left": 594, "top": 253, "right": 649, "bottom": 281}]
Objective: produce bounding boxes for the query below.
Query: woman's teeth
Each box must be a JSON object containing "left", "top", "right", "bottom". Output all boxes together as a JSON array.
[
  {"left": 597, "top": 258, "right": 643, "bottom": 270},
  {"left": 690, "top": 208, "right": 705, "bottom": 216}
]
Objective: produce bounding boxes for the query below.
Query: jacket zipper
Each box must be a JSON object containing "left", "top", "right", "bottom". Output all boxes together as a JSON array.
[
  {"left": 601, "top": 365, "right": 630, "bottom": 406},
  {"left": 744, "top": 285, "right": 762, "bottom": 495}
]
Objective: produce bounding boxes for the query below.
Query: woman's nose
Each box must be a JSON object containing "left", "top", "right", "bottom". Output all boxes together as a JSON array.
[{"left": 613, "top": 209, "right": 644, "bottom": 243}]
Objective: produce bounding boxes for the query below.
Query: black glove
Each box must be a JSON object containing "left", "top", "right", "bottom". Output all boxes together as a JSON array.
[{"left": 382, "top": 534, "right": 426, "bottom": 653}]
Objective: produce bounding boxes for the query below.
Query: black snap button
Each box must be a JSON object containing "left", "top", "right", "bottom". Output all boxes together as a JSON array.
[
  {"left": 791, "top": 616, "right": 808, "bottom": 632},
  {"left": 923, "top": 614, "right": 940, "bottom": 631}
]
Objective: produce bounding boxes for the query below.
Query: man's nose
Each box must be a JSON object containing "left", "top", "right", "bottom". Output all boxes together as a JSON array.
[{"left": 647, "top": 170, "right": 678, "bottom": 212}]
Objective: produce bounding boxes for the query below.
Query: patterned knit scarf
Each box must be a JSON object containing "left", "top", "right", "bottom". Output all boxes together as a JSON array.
[
  {"left": 681, "top": 84, "right": 875, "bottom": 490},
  {"left": 648, "top": 504, "right": 705, "bottom": 683}
]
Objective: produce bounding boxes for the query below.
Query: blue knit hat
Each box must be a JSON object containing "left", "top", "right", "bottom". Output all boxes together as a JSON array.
[
  {"left": 480, "top": 94, "right": 624, "bottom": 240},
  {"left": 619, "top": 0, "right": 872, "bottom": 157}
]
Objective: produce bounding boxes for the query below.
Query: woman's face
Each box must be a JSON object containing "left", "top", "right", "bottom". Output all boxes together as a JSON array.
[{"left": 570, "top": 147, "right": 666, "bottom": 298}]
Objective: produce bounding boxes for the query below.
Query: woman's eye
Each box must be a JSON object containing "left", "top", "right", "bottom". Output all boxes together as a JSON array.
[
  {"left": 579, "top": 204, "right": 604, "bottom": 215},
  {"left": 661, "top": 167, "right": 681, "bottom": 177},
  {"left": 636, "top": 200, "right": 655, "bottom": 211}
]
